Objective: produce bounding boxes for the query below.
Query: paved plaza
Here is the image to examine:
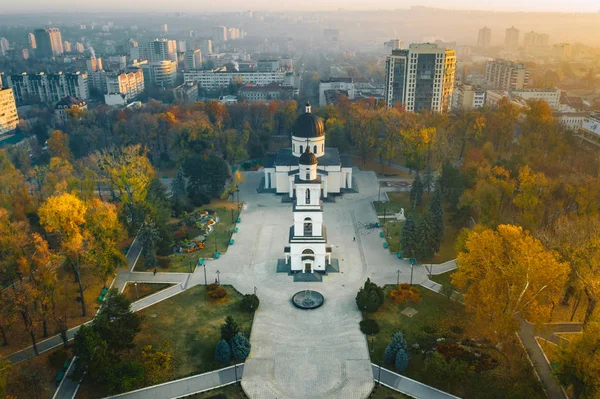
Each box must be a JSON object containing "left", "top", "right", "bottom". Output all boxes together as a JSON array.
[{"left": 186, "top": 169, "right": 430, "bottom": 399}]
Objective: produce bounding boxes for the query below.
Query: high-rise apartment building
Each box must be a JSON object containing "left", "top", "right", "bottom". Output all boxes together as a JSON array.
[
  {"left": 384, "top": 39, "right": 404, "bottom": 52},
  {"left": 213, "top": 26, "right": 227, "bottom": 42},
  {"left": 2, "top": 71, "right": 88, "bottom": 104},
  {"left": 477, "top": 27, "right": 492, "bottom": 48},
  {"left": 34, "top": 27, "right": 64, "bottom": 58},
  {"left": 160, "top": 24, "right": 168, "bottom": 33},
  {"left": 384, "top": 43, "right": 456, "bottom": 112},
  {"left": 141, "top": 60, "right": 177, "bottom": 88},
  {"left": 75, "top": 42, "right": 85, "bottom": 53},
  {"left": 504, "top": 26, "right": 520, "bottom": 50},
  {"left": 553, "top": 43, "right": 572, "bottom": 59},
  {"left": 0, "top": 88, "right": 19, "bottom": 137},
  {"left": 28, "top": 32, "right": 36, "bottom": 49},
  {"left": 0, "top": 38, "right": 9, "bottom": 56},
  {"left": 200, "top": 39, "right": 212, "bottom": 55},
  {"left": 63, "top": 41, "right": 72, "bottom": 53},
  {"left": 523, "top": 31, "right": 549, "bottom": 48},
  {"left": 484, "top": 59, "right": 529, "bottom": 90},
  {"left": 185, "top": 50, "right": 202, "bottom": 70},
  {"left": 105, "top": 68, "right": 145, "bottom": 101},
  {"left": 142, "top": 39, "right": 177, "bottom": 62}
]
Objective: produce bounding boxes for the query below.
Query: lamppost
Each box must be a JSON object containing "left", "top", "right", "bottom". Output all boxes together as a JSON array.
[
  {"left": 216, "top": 270, "right": 220, "bottom": 285},
  {"left": 377, "top": 183, "right": 381, "bottom": 202},
  {"left": 396, "top": 269, "right": 400, "bottom": 287},
  {"left": 410, "top": 258, "right": 415, "bottom": 285},
  {"left": 135, "top": 282, "right": 139, "bottom": 299},
  {"left": 254, "top": 286, "right": 257, "bottom": 296},
  {"left": 383, "top": 206, "right": 387, "bottom": 227},
  {"left": 370, "top": 333, "right": 374, "bottom": 352},
  {"left": 214, "top": 231, "right": 218, "bottom": 254},
  {"left": 203, "top": 263, "right": 207, "bottom": 286}
]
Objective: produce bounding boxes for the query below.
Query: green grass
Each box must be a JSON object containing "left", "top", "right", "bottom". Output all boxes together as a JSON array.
[
  {"left": 429, "top": 271, "right": 457, "bottom": 291},
  {"left": 374, "top": 192, "right": 458, "bottom": 263},
  {"left": 133, "top": 285, "right": 253, "bottom": 378},
  {"left": 367, "top": 286, "right": 545, "bottom": 399},
  {"left": 188, "top": 383, "right": 248, "bottom": 398},
  {"left": 369, "top": 384, "right": 412, "bottom": 398},
  {"left": 122, "top": 282, "right": 174, "bottom": 303}
]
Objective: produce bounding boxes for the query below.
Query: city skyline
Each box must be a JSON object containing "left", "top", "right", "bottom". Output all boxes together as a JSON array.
[{"left": 1, "top": 0, "right": 600, "bottom": 13}]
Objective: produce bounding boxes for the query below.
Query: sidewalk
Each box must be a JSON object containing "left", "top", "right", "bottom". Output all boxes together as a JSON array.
[
  {"left": 108, "top": 364, "right": 244, "bottom": 399},
  {"left": 371, "top": 364, "right": 460, "bottom": 399}
]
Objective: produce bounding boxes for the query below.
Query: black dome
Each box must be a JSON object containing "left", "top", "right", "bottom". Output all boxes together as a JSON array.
[
  {"left": 299, "top": 147, "right": 317, "bottom": 165},
  {"left": 292, "top": 112, "right": 324, "bottom": 138}
]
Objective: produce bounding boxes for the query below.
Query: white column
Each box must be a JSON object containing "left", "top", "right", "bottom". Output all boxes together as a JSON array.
[
  {"left": 289, "top": 178, "right": 293, "bottom": 198},
  {"left": 265, "top": 170, "right": 269, "bottom": 189},
  {"left": 323, "top": 176, "right": 328, "bottom": 198},
  {"left": 347, "top": 170, "right": 353, "bottom": 189}
]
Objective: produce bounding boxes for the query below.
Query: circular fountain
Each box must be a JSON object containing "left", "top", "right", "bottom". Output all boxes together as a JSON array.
[{"left": 292, "top": 290, "right": 324, "bottom": 310}]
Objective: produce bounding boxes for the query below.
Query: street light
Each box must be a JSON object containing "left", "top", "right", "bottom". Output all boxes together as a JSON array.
[
  {"left": 396, "top": 269, "right": 400, "bottom": 287},
  {"left": 254, "top": 286, "right": 257, "bottom": 296},
  {"left": 370, "top": 333, "right": 374, "bottom": 352},
  {"left": 135, "top": 282, "right": 139, "bottom": 299},
  {"left": 216, "top": 270, "right": 220, "bottom": 285}
]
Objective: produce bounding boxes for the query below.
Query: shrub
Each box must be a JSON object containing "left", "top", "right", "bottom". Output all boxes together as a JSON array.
[
  {"left": 48, "top": 348, "right": 69, "bottom": 369},
  {"left": 390, "top": 283, "right": 421, "bottom": 304},
  {"left": 207, "top": 283, "right": 219, "bottom": 292},
  {"left": 436, "top": 342, "right": 468, "bottom": 360},
  {"left": 231, "top": 333, "right": 251, "bottom": 360},
  {"left": 207, "top": 286, "right": 227, "bottom": 299},
  {"left": 356, "top": 278, "right": 385, "bottom": 312},
  {"left": 449, "top": 326, "right": 463, "bottom": 335},
  {"left": 157, "top": 257, "right": 171, "bottom": 269},
  {"left": 422, "top": 325, "right": 436, "bottom": 334},
  {"left": 395, "top": 348, "right": 410, "bottom": 372},
  {"left": 359, "top": 319, "right": 380, "bottom": 335},
  {"left": 220, "top": 316, "right": 240, "bottom": 342},
  {"left": 240, "top": 294, "right": 260, "bottom": 312},
  {"left": 173, "top": 225, "right": 189, "bottom": 241},
  {"left": 215, "top": 340, "right": 232, "bottom": 364}
]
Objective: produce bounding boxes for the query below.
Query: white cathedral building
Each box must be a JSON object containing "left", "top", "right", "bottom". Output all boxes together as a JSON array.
[
  {"left": 284, "top": 147, "right": 331, "bottom": 273},
  {"left": 263, "top": 103, "right": 353, "bottom": 198}
]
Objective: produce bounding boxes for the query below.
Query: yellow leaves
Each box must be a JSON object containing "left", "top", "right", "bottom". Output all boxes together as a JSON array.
[
  {"left": 513, "top": 165, "right": 552, "bottom": 229},
  {"left": 38, "top": 193, "right": 87, "bottom": 240},
  {"left": 420, "top": 127, "right": 437, "bottom": 146},
  {"left": 454, "top": 224, "right": 569, "bottom": 342},
  {"left": 47, "top": 130, "right": 72, "bottom": 160}
]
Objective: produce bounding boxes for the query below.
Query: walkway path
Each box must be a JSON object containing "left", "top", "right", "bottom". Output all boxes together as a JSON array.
[
  {"left": 371, "top": 364, "right": 460, "bottom": 399},
  {"left": 109, "top": 364, "right": 244, "bottom": 399}
]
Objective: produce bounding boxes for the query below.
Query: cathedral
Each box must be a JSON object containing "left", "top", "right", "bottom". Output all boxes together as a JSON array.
[{"left": 263, "top": 103, "right": 353, "bottom": 198}]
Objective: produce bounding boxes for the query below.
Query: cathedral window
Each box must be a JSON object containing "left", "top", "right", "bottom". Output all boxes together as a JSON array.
[
  {"left": 314, "top": 145, "right": 317, "bottom": 153},
  {"left": 300, "top": 145, "right": 303, "bottom": 153}
]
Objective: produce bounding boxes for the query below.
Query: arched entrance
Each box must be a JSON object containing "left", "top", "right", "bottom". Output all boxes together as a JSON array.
[
  {"left": 302, "top": 249, "right": 314, "bottom": 273},
  {"left": 303, "top": 217, "right": 313, "bottom": 236}
]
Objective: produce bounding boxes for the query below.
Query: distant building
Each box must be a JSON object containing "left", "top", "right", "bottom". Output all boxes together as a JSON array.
[
  {"left": 54, "top": 96, "right": 87, "bottom": 125},
  {"left": 34, "top": 27, "right": 63, "bottom": 58},
  {"left": 142, "top": 60, "right": 177, "bottom": 88},
  {"left": 553, "top": 43, "right": 572, "bottom": 59},
  {"left": 523, "top": 31, "right": 549, "bottom": 48},
  {"left": 554, "top": 112, "right": 588, "bottom": 131},
  {"left": 579, "top": 114, "right": 600, "bottom": 145},
  {"left": 257, "top": 59, "right": 280, "bottom": 73},
  {"left": 63, "top": 41, "right": 72, "bottom": 53},
  {"left": 228, "top": 27, "right": 242, "bottom": 40},
  {"left": 219, "top": 95, "right": 238, "bottom": 104},
  {"left": 477, "top": 27, "right": 492, "bottom": 49},
  {"left": 105, "top": 68, "right": 145, "bottom": 102},
  {"left": 384, "top": 39, "right": 404, "bottom": 52},
  {"left": 319, "top": 78, "right": 355, "bottom": 107},
  {"left": 238, "top": 82, "right": 295, "bottom": 103},
  {"left": 384, "top": 43, "right": 456, "bottom": 112},
  {"left": 504, "top": 26, "right": 520, "bottom": 50},
  {"left": 485, "top": 88, "right": 561, "bottom": 110},
  {"left": 184, "top": 67, "right": 286, "bottom": 91},
  {"left": 323, "top": 29, "right": 340, "bottom": 43},
  {"left": 172, "top": 83, "right": 198, "bottom": 103},
  {"left": 0, "top": 88, "right": 19, "bottom": 137},
  {"left": 213, "top": 26, "right": 227, "bottom": 42},
  {"left": 28, "top": 32, "right": 36, "bottom": 49},
  {"left": 141, "top": 39, "right": 177, "bottom": 62},
  {"left": 2, "top": 71, "right": 88, "bottom": 104},
  {"left": 160, "top": 24, "right": 168, "bottom": 33},
  {"left": 0, "top": 38, "right": 9, "bottom": 56},
  {"left": 484, "top": 60, "right": 529, "bottom": 90},
  {"left": 452, "top": 84, "right": 485, "bottom": 110},
  {"left": 74, "top": 42, "right": 85, "bottom": 53},
  {"left": 185, "top": 50, "right": 202, "bottom": 70},
  {"left": 199, "top": 39, "right": 212, "bottom": 55}
]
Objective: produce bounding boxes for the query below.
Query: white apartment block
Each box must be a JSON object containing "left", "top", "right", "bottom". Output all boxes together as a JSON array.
[
  {"left": 184, "top": 68, "right": 286, "bottom": 91},
  {"left": 318, "top": 78, "right": 355, "bottom": 107},
  {"left": 510, "top": 88, "right": 561, "bottom": 110},
  {"left": 142, "top": 61, "right": 177, "bottom": 88},
  {"left": 485, "top": 59, "right": 529, "bottom": 90},
  {"left": 452, "top": 84, "right": 485, "bottom": 110},
  {"left": 185, "top": 50, "right": 202, "bottom": 70},
  {"left": 2, "top": 71, "right": 89, "bottom": 104},
  {"left": 0, "top": 88, "right": 19, "bottom": 136},
  {"left": 385, "top": 43, "right": 456, "bottom": 112},
  {"left": 105, "top": 68, "right": 145, "bottom": 102},
  {"left": 554, "top": 112, "right": 588, "bottom": 131}
]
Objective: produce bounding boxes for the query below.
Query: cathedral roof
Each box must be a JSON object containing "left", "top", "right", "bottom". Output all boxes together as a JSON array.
[
  {"left": 291, "top": 106, "right": 325, "bottom": 139},
  {"left": 299, "top": 147, "right": 317, "bottom": 165}
]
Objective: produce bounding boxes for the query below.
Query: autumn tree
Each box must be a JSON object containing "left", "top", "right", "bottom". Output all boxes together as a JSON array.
[
  {"left": 141, "top": 341, "right": 177, "bottom": 385},
  {"left": 348, "top": 105, "right": 379, "bottom": 164},
  {"left": 47, "top": 130, "right": 73, "bottom": 160},
  {"left": 513, "top": 165, "right": 552, "bottom": 229},
  {"left": 483, "top": 97, "right": 520, "bottom": 155},
  {"left": 451, "top": 110, "right": 486, "bottom": 159},
  {"left": 555, "top": 322, "right": 600, "bottom": 399},
  {"left": 453, "top": 225, "right": 569, "bottom": 344},
  {"left": 138, "top": 218, "right": 161, "bottom": 269},
  {"left": 0, "top": 358, "right": 10, "bottom": 398},
  {"left": 0, "top": 151, "right": 33, "bottom": 220}
]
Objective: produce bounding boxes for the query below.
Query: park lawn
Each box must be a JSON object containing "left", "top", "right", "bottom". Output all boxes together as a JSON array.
[
  {"left": 122, "top": 282, "right": 175, "bottom": 303},
  {"left": 429, "top": 270, "right": 457, "bottom": 291},
  {"left": 5, "top": 347, "right": 71, "bottom": 399},
  {"left": 374, "top": 192, "right": 458, "bottom": 263},
  {"left": 155, "top": 202, "right": 241, "bottom": 273},
  {"left": 0, "top": 268, "right": 108, "bottom": 358},
  {"left": 132, "top": 285, "right": 252, "bottom": 378},
  {"left": 536, "top": 337, "right": 559, "bottom": 365},
  {"left": 188, "top": 383, "right": 248, "bottom": 398},
  {"left": 369, "top": 384, "right": 411, "bottom": 398},
  {"left": 366, "top": 286, "right": 545, "bottom": 399},
  {"left": 353, "top": 156, "right": 412, "bottom": 178},
  {"left": 548, "top": 295, "right": 590, "bottom": 323}
]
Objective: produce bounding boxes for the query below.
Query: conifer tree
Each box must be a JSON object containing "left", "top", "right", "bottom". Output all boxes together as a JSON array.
[
  {"left": 409, "top": 173, "right": 423, "bottom": 209},
  {"left": 215, "top": 339, "right": 232, "bottom": 364},
  {"left": 400, "top": 216, "right": 417, "bottom": 258},
  {"left": 395, "top": 348, "right": 410, "bottom": 372},
  {"left": 415, "top": 210, "right": 437, "bottom": 260},
  {"left": 231, "top": 333, "right": 251, "bottom": 360},
  {"left": 429, "top": 184, "right": 444, "bottom": 251}
]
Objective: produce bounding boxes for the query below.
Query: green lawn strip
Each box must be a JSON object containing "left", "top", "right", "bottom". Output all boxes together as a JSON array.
[
  {"left": 429, "top": 270, "right": 457, "bottom": 291},
  {"left": 122, "top": 282, "right": 175, "bottom": 303},
  {"left": 365, "top": 285, "right": 545, "bottom": 399},
  {"left": 187, "top": 383, "right": 248, "bottom": 398},
  {"left": 132, "top": 285, "right": 253, "bottom": 379},
  {"left": 374, "top": 192, "right": 458, "bottom": 263},
  {"left": 368, "top": 384, "right": 411, "bottom": 398}
]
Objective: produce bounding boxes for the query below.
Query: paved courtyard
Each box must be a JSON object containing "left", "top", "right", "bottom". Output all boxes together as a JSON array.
[{"left": 183, "top": 170, "right": 430, "bottom": 399}]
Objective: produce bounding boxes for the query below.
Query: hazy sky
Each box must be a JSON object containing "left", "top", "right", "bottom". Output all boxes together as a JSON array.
[{"left": 2, "top": 0, "right": 600, "bottom": 13}]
